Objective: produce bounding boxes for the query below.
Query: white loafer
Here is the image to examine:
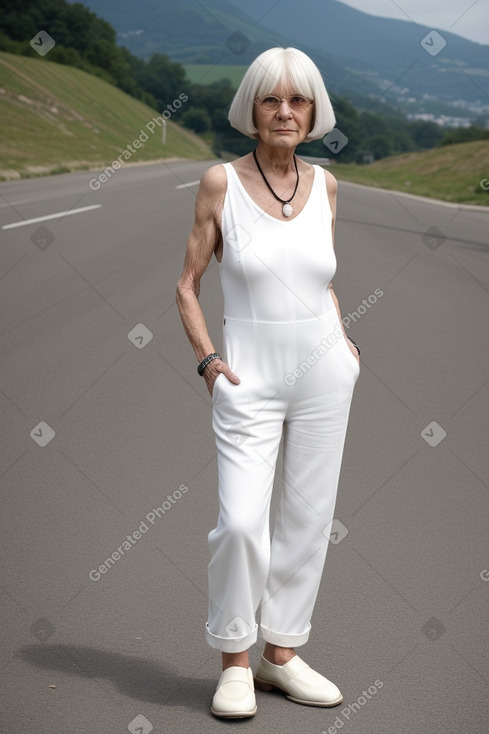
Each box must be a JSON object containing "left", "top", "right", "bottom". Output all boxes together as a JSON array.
[
  {"left": 211, "top": 665, "right": 257, "bottom": 718},
  {"left": 254, "top": 654, "right": 343, "bottom": 707}
]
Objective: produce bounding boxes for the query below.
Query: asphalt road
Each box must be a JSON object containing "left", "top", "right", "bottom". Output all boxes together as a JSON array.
[{"left": 0, "top": 159, "right": 488, "bottom": 734}]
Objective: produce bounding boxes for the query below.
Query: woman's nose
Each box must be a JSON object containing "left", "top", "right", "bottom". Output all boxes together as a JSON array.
[{"left": 277, "top": 100, "right": 292, "bottom": 117}]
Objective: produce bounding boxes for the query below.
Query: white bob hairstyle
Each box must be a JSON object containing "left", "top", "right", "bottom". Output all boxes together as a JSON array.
[{"left": 228, "top": 47, "right": 336, "bottom": 143}]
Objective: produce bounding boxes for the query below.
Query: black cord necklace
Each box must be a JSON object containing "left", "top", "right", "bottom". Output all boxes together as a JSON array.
[{"left": 252, "top": 149, "right": 299, "bottom": 217}]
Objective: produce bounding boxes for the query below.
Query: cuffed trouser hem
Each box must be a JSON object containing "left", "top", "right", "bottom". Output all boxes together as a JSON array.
[
  {"left": 205, "top": 622, "right": 259, "bottom": 652},
  {"left": 259, "top": 622, "right": 311, "bottom": 647}
]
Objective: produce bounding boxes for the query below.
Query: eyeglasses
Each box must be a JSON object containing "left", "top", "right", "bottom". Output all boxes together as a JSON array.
[{"left": 254, "top": 95, "right": 314, "bottom": 113}]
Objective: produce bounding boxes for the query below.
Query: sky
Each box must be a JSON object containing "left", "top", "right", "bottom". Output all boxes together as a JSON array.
[{"left": 336, "top": 0, "right": 489, "bottom": 45}]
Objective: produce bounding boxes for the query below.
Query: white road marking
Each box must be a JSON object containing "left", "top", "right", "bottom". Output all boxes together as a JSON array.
[
  {"left": 175, "top": 180, "right": 200, "bottom": 189},
  {"left": 2, "top": 204, "right": 102, "bottom": 229}
]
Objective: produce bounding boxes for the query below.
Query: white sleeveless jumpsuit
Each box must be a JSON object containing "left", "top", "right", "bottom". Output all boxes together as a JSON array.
[{"left": 206, "top": 161, "right": 360, "bottom": 652}]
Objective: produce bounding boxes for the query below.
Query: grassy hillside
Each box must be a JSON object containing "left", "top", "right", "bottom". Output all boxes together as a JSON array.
[
  {"left": 0, "top": 51, "right": 212, "bottom": 180},
  {"left": 331, "top": 141, "right": 489, "bottom": 206},
  {"left": 183, "top": 64, "right": 247, "bottom": 88}
]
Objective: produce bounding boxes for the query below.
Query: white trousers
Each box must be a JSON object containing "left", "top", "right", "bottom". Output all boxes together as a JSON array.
[{"left": 206, "top": 310, "right": 359, "bottom": 652}]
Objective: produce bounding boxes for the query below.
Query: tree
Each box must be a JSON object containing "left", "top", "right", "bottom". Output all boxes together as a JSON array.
[
  {"left": 181, "top": 107, "right": 211, "bottom": 133},
  {"left": 368, "top": 135, "right": 393, "bottom": 160},
  {"left": 441, "top": 125, "right": 489, "bottom": 146},
  {"left": 410, "top": 121, "right": 444, "bottom": 149},
  {"left": 138, "top": 54, "right": 188, "bottom": 111}
]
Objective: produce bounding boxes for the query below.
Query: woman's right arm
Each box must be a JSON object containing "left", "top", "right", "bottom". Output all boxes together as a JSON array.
[{"left": 176, "top": 164, "right": 240, "bottom": 395}]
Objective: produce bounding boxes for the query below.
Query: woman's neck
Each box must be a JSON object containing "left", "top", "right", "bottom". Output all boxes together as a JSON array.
[{"left": 253, "top": 144, "right": 297, "bottom": 177}]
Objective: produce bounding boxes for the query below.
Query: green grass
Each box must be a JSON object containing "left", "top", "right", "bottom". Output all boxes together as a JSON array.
[
  {"left": 2, "top": 50, "right": 488, "bottom": 207},
  {"left": 183, "top": 64, "right": 247, "bottom": 89},
  {"left": 0, "top": 51, "right": 212, "bottom": 179},
  {"left": 331, "top": 141, "right": 489, "bottom": 206}
]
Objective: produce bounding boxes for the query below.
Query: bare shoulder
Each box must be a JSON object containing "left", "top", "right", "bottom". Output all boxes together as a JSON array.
[
  {"left": 199, "top": 162, "right": 228, "bottom": 198},
  {"left": 322, "top": 167, "right": 338, "bottom": 194},
  {"left": 195, "top": 163, "right": 228, "bottom": 228}
]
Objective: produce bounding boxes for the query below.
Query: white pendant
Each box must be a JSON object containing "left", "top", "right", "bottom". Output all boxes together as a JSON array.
[{"left": 282, "top": 203, "right": 293, "bottom": 217}]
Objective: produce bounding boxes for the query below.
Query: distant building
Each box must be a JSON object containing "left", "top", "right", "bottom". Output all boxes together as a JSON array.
[{"left": 406, "top": 113, "right": 472, "bottom": 128}]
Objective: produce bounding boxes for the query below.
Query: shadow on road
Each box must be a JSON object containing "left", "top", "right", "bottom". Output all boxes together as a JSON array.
[{"left": 19, "top": 643, "right": 214, "bottom": 711}]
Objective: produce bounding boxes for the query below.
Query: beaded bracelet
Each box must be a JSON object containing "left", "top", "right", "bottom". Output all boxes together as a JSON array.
[
  {"left": 347, "top": 337, "right": 360, "bottom": 356},
  {"left": 197, "top": 352, "right": 221, "bottom": 376}
]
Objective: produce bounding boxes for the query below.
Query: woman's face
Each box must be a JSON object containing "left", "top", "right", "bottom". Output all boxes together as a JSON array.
[{"left": 252, "top": 82, "right": 315, "bottom": 149}]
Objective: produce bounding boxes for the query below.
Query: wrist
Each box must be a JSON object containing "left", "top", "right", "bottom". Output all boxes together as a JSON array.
[
  {"left": 347, "top": 336, "right": 360, "bottom": 356},
  {"left": 197, "top": 352, "right": 221, "bottom": 375}
]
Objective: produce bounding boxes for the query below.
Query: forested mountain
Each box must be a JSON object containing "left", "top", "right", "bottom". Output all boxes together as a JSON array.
[
  {"left": 81, "top": 0, "right": 489, "bottom": 113},
  {"left": 226, "top": 0, "right": 489, "bottom": 106},
  {"left": 71, "top": 0, "right": 383, "bottom": 100},
  {"left": 1, "top": 0, "right": 486, "bottom": 165}
]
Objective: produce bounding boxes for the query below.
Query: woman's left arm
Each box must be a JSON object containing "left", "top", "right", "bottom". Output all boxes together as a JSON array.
[{"left": 324, "top": 169, "right": 360, "bottom": 363}]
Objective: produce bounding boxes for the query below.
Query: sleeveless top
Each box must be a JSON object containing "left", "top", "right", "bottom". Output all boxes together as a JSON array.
[{"left": 220, "top": 162, "right": 337, "bottom": 324}]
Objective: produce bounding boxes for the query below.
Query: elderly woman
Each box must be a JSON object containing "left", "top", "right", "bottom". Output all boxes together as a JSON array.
[{"left": 176, "top": 46, "right": 360, "bottom": 718}]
